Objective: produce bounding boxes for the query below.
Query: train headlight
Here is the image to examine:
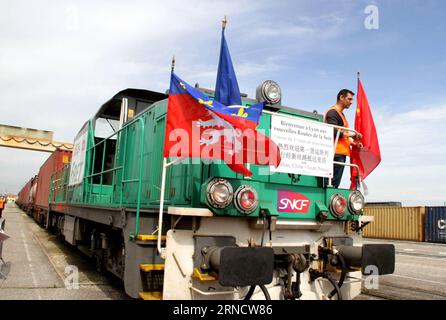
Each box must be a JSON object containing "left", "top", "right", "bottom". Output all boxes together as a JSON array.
[
  {"left": 234, "top": 185, "right": 258, "bottom": 215},
  {"left": 348, "top": 191, "right": 365, "bottom": 214},
  {"left": 257, "top": 80, "right": 281, "bottom": 105},
  {"left": 330, "top": 193, "right": 347, "bottom": 218},
  {"left": 206, "top": 179, "right": 233, "bottom": 208}
]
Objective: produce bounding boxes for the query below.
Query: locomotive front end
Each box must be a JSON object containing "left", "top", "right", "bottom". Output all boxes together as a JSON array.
[{"left": 161, "top": 82, "right": 395, "bottom": 300}]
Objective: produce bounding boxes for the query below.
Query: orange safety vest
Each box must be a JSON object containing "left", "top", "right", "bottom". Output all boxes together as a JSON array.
[
  {"left": 0, "top": 199, "right": 4, "bottom": 209},
  {"left": 325, "top": 106, "right": 351, "bottom": 156}
]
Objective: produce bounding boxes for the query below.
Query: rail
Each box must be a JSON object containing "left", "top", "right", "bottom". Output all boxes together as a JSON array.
[
  {"left": 157, "top": 157, "right": 185, "bottom": 258},
  {"left": 82, "top": 117, "right": 146, "bottom": 239},
  {"left": 48, "top": 114, "right": 147, "bottom": 240}
]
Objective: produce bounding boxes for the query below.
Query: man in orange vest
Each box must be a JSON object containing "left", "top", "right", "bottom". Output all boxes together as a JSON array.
[
  {"left": 325, "top": 89, "right": 362, "bottom": 188},
  {"left": 0, "top": 196, "right": 5, "bottom": 218}
]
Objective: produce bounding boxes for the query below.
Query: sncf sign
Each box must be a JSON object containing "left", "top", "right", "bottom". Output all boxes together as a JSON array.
[{"left": 277, "top": 190, "right": 311, "bottom": 214}]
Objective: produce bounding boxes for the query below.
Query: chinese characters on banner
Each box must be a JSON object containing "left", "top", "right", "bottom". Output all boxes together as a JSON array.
[{"left": 270, "top": 115, "right": 334, "bottom": 178}]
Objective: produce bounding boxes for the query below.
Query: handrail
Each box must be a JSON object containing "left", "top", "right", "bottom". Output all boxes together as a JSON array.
[
  {"left": 80, "top": 116, "right": 146, "bottom": 239},
  {"left": 120, "top": 126, "right": 128, "bottom": 208},
  {"left": 99, "top": 133, "right": 107, "bottom": 197},
  {"left": 84, "top": 116, "right": 127, "bottom": 203},
  {"left": 157, "top": 157, "right": 186, "bottom": 258},
  {"left": 122, "top": 178, "right": 139, "bottom": 183},
  {"left": 134, "top": 117, "right": 145, "bottom": 238},
  {"left": 87, "top": 114, "right": 143, "bottom": 152},
  {"left": 334, "top": 161, "right": 361, "bottom": 189},
  {"left": 85, "top": 166, "right": 123, "bottom": 178}
]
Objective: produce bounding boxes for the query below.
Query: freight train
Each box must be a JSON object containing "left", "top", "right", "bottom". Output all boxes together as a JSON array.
[
  {"left": 16, "top": 80, "right": 396, "bottom": 300},
  {"left": 17, "top": 150, "right": 72, "bottom": 223}
]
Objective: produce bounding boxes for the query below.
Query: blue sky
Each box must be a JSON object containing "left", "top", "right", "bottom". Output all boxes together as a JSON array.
[{"left": 0, "top": 0, "right": 445, "bottom": 205}]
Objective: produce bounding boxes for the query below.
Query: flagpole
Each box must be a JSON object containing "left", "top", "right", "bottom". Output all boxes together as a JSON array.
[
  {"left": 356, "top": 70, "right": 361, "bottom": 191},
  {"left": 221, "top": 15, "right": 252, "bottom": 178},
  {"left": 157, "top": 157, "right": 186, "bottom": 258},
  {"left": 158, "top": 55, "right": 175, "bottom": 259},
  {"left": 157, "top": 157, "right": 168, "bottom": 259}
]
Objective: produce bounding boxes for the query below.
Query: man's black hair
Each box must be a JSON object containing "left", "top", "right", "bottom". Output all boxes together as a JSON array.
[{"left": 337, "top": 89, "right": 355, "bottom": 101}]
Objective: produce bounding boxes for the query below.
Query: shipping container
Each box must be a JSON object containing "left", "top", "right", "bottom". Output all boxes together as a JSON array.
[
  {"left": 363, "top": 206, "right": 425, "bottom": 242},
  {"left": 17, "top": 175, "right": 38, "bottom": 213},
  {"left": 365, "top": 202, "right": 402, "bottom": 207},
  {"left": 425, "top": 206, "right": 446, "bottom": 244},
  {"left": 34, "top": 149, "right": 72, "bottom": 210},
  {"left": 17, "top": 179, "right": 30, "bottom": 206}
]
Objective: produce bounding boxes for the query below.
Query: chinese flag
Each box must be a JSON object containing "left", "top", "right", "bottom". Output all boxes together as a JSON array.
[{"left": 350, "top": 79, "right": 381, "bottom": 190}]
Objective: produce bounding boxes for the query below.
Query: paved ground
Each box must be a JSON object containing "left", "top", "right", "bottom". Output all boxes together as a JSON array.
[
  {"left": 0, "top": 203, "right": 128, "bottom": 300},
  {"left": 357, "top": 238, "right": 446, "bottom": 300}
]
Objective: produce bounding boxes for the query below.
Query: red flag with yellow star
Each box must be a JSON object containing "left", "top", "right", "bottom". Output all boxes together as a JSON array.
[{"left": 350, "top": 78, "right": 381, "bottom": 190}]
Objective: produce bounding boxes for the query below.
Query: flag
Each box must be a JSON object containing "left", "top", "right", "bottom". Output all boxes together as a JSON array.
[
  {"left": 215, "top": 28, "right": 241, "bottom": 107},
  {"left": 350, "top": 78, "right": 381, "bottom": 190},
  {"left": 163, "top": 72, "right": 280, "bottom": 176}
]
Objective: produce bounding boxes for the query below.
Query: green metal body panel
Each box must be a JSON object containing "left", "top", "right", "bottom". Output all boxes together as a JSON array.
[{"left": 50, "top": 94, "right": 360, "bottom": 235}]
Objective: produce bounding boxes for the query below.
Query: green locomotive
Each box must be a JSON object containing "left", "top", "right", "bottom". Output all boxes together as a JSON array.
[{"left": 47, "top": 79, "right": 394, "bottom": 300}]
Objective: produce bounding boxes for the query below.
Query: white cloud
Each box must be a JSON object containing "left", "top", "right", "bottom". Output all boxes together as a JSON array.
[
  {"left": 339, "top": 104, "right": 446, "bottom": 206},
  {"left": 0, "top": 1, "right": 353, "bottom": 143},
  {"left": 0, "top": 0, "right": 283, "bottom": 192}
]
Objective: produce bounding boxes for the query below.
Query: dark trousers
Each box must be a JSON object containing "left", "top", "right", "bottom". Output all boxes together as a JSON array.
[
  {"left": 332, "top": 154, "right": 346, "bottom": 188},
  {"left": 324, "top": 154, "right": 346, "bottom": 188}
]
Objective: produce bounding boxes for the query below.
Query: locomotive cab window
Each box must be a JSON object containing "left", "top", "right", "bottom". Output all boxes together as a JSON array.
[
  {"left": 92, "top": 96, "right": 122, "bottom": 185},
  {"left": 90, "top": 89, "right": 167, "bottom": 186}
]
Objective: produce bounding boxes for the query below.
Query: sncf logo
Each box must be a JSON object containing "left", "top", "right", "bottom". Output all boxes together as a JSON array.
[{"left": 277, "top": 190, "right": 310, "bottom": 214}]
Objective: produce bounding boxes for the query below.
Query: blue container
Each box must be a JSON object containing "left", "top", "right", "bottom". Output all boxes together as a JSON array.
[{"left": 425, "top": 207, "right": 446, "bottom": 243}]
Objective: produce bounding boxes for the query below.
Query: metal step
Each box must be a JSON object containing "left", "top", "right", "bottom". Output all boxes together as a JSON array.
[
  {"left": 136, "top": 234, "right": 167, "bottom": 246},
  {"left": 137, "top": 234, "right": 166, "bottom": 241},
  {"left": 139, "top": 291, "right": 162, "bottom": 300},
  {"left": 140, "top": 263, "right": 165, "bottom": 272}
]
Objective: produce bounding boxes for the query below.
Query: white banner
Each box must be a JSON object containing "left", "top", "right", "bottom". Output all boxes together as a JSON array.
[
  {"left": 270, "top": 114, "right": 334, "bottom": 178},
  {"left": 68, "top": 125, "right": 88, "bottom": 186}
]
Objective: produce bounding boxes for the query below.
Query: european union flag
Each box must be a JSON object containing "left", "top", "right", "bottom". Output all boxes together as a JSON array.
[
  {"left": 215, "top": 29, "right": 242, "bottom": 107},
  {"left": 214, "top": 28, "right": 264, "bottom": 126}
]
